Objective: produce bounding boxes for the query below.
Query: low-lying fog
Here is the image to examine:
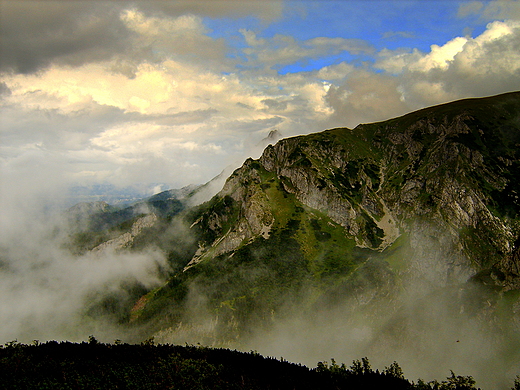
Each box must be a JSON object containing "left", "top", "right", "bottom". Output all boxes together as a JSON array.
[{"left": 1, "top": 173, "right": 519, "bottom": 390}]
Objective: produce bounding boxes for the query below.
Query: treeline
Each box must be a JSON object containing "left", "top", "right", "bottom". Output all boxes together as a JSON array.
[{"left": 0, "top": 338, "right": 514, "bottom": 389}]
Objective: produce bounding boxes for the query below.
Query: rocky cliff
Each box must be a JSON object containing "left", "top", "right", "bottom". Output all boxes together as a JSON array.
[
  {"left": 68, "top": 93, "right": 520, "bottom": 360},
  {"left": 186, "top": 92, "right": 520, "bottom": 287}
]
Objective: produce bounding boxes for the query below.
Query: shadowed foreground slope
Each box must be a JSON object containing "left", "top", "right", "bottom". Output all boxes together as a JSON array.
[{"left": 0, "top": 340, "right": 488, "bottom": 390}]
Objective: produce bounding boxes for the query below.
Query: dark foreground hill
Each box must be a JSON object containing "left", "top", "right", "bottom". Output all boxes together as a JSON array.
[{"left": 0, "top": 340, "right": 486, "bottom": 390}]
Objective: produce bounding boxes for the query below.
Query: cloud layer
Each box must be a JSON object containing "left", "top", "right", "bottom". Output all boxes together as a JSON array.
[
  {"left": 1, "top": 3, "right": 520, "bottom": 378},
  {"left": 1, "top": 0, "right": 520, "bottom": 199}
]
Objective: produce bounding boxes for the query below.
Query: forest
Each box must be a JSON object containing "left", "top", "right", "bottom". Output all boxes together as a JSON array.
[{"left": 1, "top": 338, "right": 513, "bottom": 389}]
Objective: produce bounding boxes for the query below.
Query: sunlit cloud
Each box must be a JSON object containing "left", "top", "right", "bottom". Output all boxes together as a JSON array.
[
  {"left": 1, "top": 0, "right": 519, "bottom": 194},
  {"left": 373, "top": 19, "right": 520, "bottom": 108},
  {"left": 0, "top": 3, "right": 519, "bottom": 384}
]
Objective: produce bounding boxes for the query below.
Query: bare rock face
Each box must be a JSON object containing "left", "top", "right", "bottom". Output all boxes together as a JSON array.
[
  {"left": 185, "top": 160, "right": 277, "bottom": 269},
  {"left": 187, "top": 92, "right": 520, "bottom": 288},
  {"left": 91, "top": 214, "right": 158, "bottom": 254}
]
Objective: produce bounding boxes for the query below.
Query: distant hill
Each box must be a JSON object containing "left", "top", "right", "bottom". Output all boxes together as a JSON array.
[{"left": 64, "top": 184, "right": 200, "bottom": 253}]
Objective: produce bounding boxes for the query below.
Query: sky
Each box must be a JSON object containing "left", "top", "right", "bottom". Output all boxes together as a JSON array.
[
  {"left": 1, "top": 0, "right": 520, "bottom": 203},
  {"left": 0, "top": 2, "right": 520, "bottom": 378}
]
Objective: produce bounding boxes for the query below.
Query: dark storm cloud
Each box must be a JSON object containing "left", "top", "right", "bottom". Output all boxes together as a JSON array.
[
  {"left": 132, "top": 0, "right": 283, "bottom": 21},
  {"left": 0, "top": 0, "right": 283, "bottom": 74},
  {"left": 0, "top": 1, "right": 132, "bottom": 74}
]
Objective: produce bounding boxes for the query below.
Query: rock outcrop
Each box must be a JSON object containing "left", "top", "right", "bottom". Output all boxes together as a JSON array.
[
  {"left": 187, "top": 92, "right": 520, "bottom": 286},
  {"left": 92, "top": 214, "right": 158, "bottom": 254}
]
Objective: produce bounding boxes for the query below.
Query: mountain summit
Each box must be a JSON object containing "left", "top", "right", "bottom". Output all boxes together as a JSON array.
[
  {"left": 67, "top": 92, "right": 520, "bottom": 386},
  {"left": 185, "top": 92, "right": 520, "bottom": 280}
]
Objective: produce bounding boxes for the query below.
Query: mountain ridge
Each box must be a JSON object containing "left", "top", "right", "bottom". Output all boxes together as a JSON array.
[
  {"left": 62, "top": 92, "right": 520, "bottom": 388},
  {"left": 186, "top": 92, "right": 520, "bottom": 280}
]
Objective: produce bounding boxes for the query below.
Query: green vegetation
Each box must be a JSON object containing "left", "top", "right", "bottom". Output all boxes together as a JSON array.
[
  {"left": 58, "top": 92, "right": 520, "bottom": 387},
  {"left": 130, "top": 160, "right": 398, "bottom": 340}
]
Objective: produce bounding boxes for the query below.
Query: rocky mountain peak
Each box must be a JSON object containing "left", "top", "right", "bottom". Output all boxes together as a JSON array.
[
  {"left": 188, "top": 92, "right": 520, "bottom": 284},
  {"left": 68, "top": 93, "right": 520, "bottom": 365}
]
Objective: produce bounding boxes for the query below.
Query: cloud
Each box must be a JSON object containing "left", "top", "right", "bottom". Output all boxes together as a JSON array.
[
  {"left": 0, "top": 1, "right": 283, "bottom": 75},
  {"left": 0, "top": 4, "right": 343, "bottom": 190},
  {"left": 408, "top": 37, "right": 468, "bottom": 72},
  {"left": 0, "top": 1, "right": 130, "bottom": 74},
  {"left": 262, "top": 98, "right": 288, "bottom": 111},
  {"left": 375, "top": 19, "right": 520, "bottom": 108},
  {"left": 312, "top": 19, "right": 520, "bottom": 128},
  {"left": 457, "top": 1, "right": 484, "bottom": 18},
  {"left": 1, "top": 1, "right": 520, "bottom": 198},
  {"left": 306, "top": 18, "right": 520, "bottom": 135},
  {"left": 317, "top": 62, "right": 356, "bottom": 81},
  {"left": 153, "top": 109, "right": 219, "bottom": 126},
  {"left": 460, "top": 0, "right": 520, "bottom": 21},
  {"left": 133, "top": 0, "right": 283, "bottom": 22},
  {"left": 120, "top": 10, "right": 231, "bottom": 70},
  {"left": 324, "top": 69, "right": 408, "bottom": 128},
  {"left": 0, "top": 81, "right": 11, "bottom": 96},
  {"left": 382, "top": 31, "right": 416, "bottom": 40},
  {"left": 240, "top": 29, "right": 374, "bottom": 71},
  {"left": 0, "top": 131, "right": 170, "bottom": 343},
  {"left": 0, "top": 225, "right": 168, "bottom": 342}
]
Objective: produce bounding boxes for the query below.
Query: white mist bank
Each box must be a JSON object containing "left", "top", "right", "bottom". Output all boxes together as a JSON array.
[
  {"left": 153, "top": 227, "right": 520, "bottom": 390},
  {"left": 0, "top": 169, "right": 169, "bottom": 344},
  {"left": 0, "top": 128, "right": 278, "bottom": 344},
  {"left": 240, "top": 285, "right": 515, "bottom": 389}
]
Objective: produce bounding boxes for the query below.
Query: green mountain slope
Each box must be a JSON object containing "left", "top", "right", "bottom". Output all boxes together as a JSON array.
[
  {"left": 67, "top": 92, "right": 520, "bottom": 387},
  {"left": 118, "top": 92, "right": 520, "bottom": 328}
]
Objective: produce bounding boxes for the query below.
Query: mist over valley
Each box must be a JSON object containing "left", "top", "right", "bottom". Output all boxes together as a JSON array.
[
  {"left": 2, "top": 1, "right": 520, "bottom": 387},
  {"left": 2, "top": 92, "right": 520, "bottom": 388}
]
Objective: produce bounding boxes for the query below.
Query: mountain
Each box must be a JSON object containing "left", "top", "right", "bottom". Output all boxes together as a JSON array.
[
  {"left": 66, "top": 92, "right": 520, "bottom": 387},
  {"left": 188, "top": 91, "right": 519, "bottom": 273},
  {"left": 146, "top": 184, "right": 201, "bottom": 203},
  {"left": 65, "top": 184, "right": 202, "bottom": 253}
]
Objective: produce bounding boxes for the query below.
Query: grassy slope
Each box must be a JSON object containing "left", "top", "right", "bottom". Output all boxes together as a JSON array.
[{"left": 71, "top": 92, "right": 520, "bottom": 351}]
